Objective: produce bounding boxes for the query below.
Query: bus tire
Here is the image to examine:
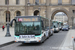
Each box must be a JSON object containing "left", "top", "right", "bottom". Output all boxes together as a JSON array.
[
  {"left": 22, "top": 42, "right": 25, "bottom": 44},
  {"left": 57, "top": 31, "right": 59, "bottom": 33},
  {"left": 51, "top": 33, "right": 53, "bottom": 36},
  {"left": 47, "top": 32, "right": 50, "bottom": 39},
  {"left": 41, "top": 34, "right": 46, "bottom": 43},
  {"left": 40, "top": 36, "right": 45, "bottom": 43}
]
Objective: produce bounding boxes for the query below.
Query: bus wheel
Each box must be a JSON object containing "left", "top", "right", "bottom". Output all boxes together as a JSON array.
[
  {"left": 41, "top": 34, "right": 46, "bottom": 43},
  {"left": 22, "top": 42, "right": 25, "bottom": 44},
  {"left": 40, "top": 36, "right": 44, "bottom": 43},
  {"left": 47, "top": 32, "right": 50, "bottom": 39},
  {"left": 51, "top": 33, "right": 53, "bottom": 36}
]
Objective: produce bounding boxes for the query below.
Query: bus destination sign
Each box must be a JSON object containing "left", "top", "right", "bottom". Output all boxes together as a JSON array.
[{"left": 17, "top": 17, "right": 38, "bottom": 22}]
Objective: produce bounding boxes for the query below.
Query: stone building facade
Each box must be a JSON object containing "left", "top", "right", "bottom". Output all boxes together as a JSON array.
[{"left": 0, "top": 0, "right": 75, "bottom": 27}]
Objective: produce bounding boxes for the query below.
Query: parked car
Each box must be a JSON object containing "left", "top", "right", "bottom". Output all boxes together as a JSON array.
[
  {"left": 63, "top": 24, "right": 70, "bottom": 29},
  {"left": 62, "top": 25, "right": 69, "bottom": 31}
]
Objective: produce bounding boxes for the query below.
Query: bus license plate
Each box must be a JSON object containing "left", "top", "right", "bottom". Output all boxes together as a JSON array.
[{"left": 19, "top": 35, "right": 35, "bottom": 39}]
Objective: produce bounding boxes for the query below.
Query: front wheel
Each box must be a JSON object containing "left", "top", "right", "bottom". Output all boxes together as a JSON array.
[
  {"left": 47, "top": 33, "right": 50, "bottom": 39},
  {"left": 41, "top": 34, "right": 46, "bottom": 43},
  {"left": 22, "top": 42, "right": 25, "bottom": 44},
  {"left": 51, "top": 33, "right": 54, "bottom": 36}
]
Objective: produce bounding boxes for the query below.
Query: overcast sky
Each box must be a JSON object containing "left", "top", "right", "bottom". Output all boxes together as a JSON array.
[{"left": 56, "top": 12, "right": 64, "bottom": 14}]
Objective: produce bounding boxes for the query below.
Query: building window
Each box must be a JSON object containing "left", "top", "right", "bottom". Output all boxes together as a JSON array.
[
  {"left": 6, "top": 11, "right": 10, "bottom": 22},
  {"left": 16, "top": 11, "right": 21, "bottom": 16},
  {"left": 72, "top": 0, "right": 75, "bottom": 5},
  {"left": 34, "top": 10, "right": 39, "bottom": 16},
  {"left": 35, "top": 0, "right": 39, "bottom": 5},
  {"left": 5, "top": 0, "right": 9, "bottom": 5},
  {"left": 16, "top": 0, "right": 19, "bottom": 5},
  {"left": 73, "top": 10, "right": 75, "bottom": 14},
  {"left": 58, "top": 0, "right": 62, "bottom": 5}
]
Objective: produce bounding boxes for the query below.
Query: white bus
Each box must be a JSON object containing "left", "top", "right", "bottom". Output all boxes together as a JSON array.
[{"left": 10, "top": 16, "right": 53, "bottom": 43}]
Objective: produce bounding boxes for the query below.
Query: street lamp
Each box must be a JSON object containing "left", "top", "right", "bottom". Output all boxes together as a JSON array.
[
  {"left": 5, "top": 0, "right": 11, "bottom": 37},
  {"left": 71, "top": 16, "right": 74, "bottom": 29},
  {"left": 38, "top": 7, "right": 41, "bottom": 16}
]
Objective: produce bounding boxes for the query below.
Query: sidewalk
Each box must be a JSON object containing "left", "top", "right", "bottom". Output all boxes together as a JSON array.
[
  {"left": 61, "top": 29, "right": 75, "bottom": 50},
  {"left": 0, "top": 28, "right": 14, "bottom": 46}
]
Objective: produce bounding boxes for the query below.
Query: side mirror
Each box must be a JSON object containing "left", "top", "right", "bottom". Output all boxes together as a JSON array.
[
  {"left": 41, "top": 20, "right": 44, "bottom": 28},
  {"left": 10, "top": 19, "right": 16, "bottom": 27},
  {"left": 10, "top": 21, "right": 12, "bottom": 27}
]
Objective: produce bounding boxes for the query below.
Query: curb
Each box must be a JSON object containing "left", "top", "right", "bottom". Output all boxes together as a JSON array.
[
  {"left": 0, "top": 41, "right": 15, "bottom": 47},
  {"left": 59, "top": 31, "right": 69, "bottom": 50}
]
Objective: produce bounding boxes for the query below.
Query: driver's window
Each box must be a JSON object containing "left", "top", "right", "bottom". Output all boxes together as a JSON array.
[{"left": 41, "top": 20, "right": 44, "bottom": 30}]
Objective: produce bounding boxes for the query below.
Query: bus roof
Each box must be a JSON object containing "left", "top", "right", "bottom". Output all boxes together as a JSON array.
[
  {"left": 15, "top": 16, "right": 49, "bottom": 19},
  {"left": 15, "top": 16, "right": 40, "bottom": 18}
]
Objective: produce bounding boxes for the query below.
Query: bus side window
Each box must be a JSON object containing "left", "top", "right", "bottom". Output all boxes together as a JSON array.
[{"left": 41, "top": 20, "right": 44, "bottom": 30}]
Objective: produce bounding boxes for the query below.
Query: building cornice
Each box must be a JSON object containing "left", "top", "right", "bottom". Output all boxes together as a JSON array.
[{"left": 0, "top": 5, "right": 25, "bottom": 7}]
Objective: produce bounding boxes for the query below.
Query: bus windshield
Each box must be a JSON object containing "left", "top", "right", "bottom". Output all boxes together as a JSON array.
[
  {"left": 53, "top": 23, "right": 58, "bottom": 28},
  {"left": 15, "top": 22, "right": 41, "bottom": 35},
  {"left": 59, "top": 23, "right": 61, "bottom": 27}
]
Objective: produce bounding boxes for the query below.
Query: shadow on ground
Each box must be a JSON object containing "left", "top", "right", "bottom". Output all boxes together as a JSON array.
[{"left": 18, "top": 43, "right": 42, "bottom": 47}]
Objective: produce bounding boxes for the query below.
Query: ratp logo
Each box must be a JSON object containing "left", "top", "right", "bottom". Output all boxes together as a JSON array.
[{"left": 18, "top": 18, "right": 23, "bottom": 21}]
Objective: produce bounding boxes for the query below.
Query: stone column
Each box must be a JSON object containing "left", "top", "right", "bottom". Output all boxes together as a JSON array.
[
  {"left": 21, "top": 11, "right": 25, "bottom": 16},
  {"left": 1, "top": 11, "right": 6, "bottom": 26},
  {"left": 47, "top": 6, "right": 51, "bottom": 19},
  {"left": 11, "top": 11, "right": 14, "bottom": 20},
  {"left": 69, "top": 0, "right": 72, "bottom": 5},
  {"left": 0, "top": 11, "right": 3, "bottom": 27},
  {"left": 25, "top": 7, "right": 28, "bottom": 16},
  {"left": 68, "top": 7, "right": 75, "bottom": 28},
  {"left": 68, "top": 8, "right": 73, "bottom": 28},
  {"left": 47, "top": 6, "right": 52, "bottom": 26},
  {"left": 49, "top": 0, "right": 51, "bottom": 5}
]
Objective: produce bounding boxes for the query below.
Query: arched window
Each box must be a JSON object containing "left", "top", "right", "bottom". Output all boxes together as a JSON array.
[
  {"left": 5, "top": 0, "right": 9, "bottom": 5},
  {"left": 58, "top": 0, "right": 62, "bottom": 5},
  {"left": 16, "top": 0, "right": 19, "bottom": 4},
  {"left": 35, "top": 0, "right": 39, "bottom": 5},
  {"left": 16, "top": 11, "right": 21, "bottom": 16},
  {"left": 34, "top": 10, "right": 39, "bottom": 16},
  {"left": 72, "top": 0, "right": 75, "bottom": 5},
  {"left": 6, "top": 11, "right": 10, "bottom": 22}
]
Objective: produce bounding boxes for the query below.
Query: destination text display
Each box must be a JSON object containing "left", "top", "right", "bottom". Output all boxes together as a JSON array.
[{"left": 17, "top": 18, "right": 38, "bottom": 22}]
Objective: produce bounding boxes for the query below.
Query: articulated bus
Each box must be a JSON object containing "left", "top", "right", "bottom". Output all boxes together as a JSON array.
[
  {"left": 52, "top": 20, "right": 59, "bottom": 32},
  {"left": 10, "top": 16, "right": 53, "bottom": 43}
]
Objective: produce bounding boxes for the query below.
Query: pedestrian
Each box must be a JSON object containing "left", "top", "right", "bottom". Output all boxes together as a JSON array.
[{"left": 2, "top": 25, "right": 5, "bottom": 31}]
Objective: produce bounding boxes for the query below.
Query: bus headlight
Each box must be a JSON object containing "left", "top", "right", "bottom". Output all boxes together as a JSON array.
[
  {"left": 14, "top": 37, "right": 19, "bottom": 39},
  {"left": 14, "top": 37, "right": 17, "bottom": 39},
  {"left": 36, "top": 37, "right": 41, "bottom": 40},
  {"left": 56, "top": 28, "right": 58, "bottom": 30}
]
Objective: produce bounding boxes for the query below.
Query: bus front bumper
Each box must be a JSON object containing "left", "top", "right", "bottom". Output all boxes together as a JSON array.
[
  {"left": 15, "top": 38, "right": 42, "bottom": 43},
  {"left": 15, "top": 41, "right": 39, "bottom": 43}
]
